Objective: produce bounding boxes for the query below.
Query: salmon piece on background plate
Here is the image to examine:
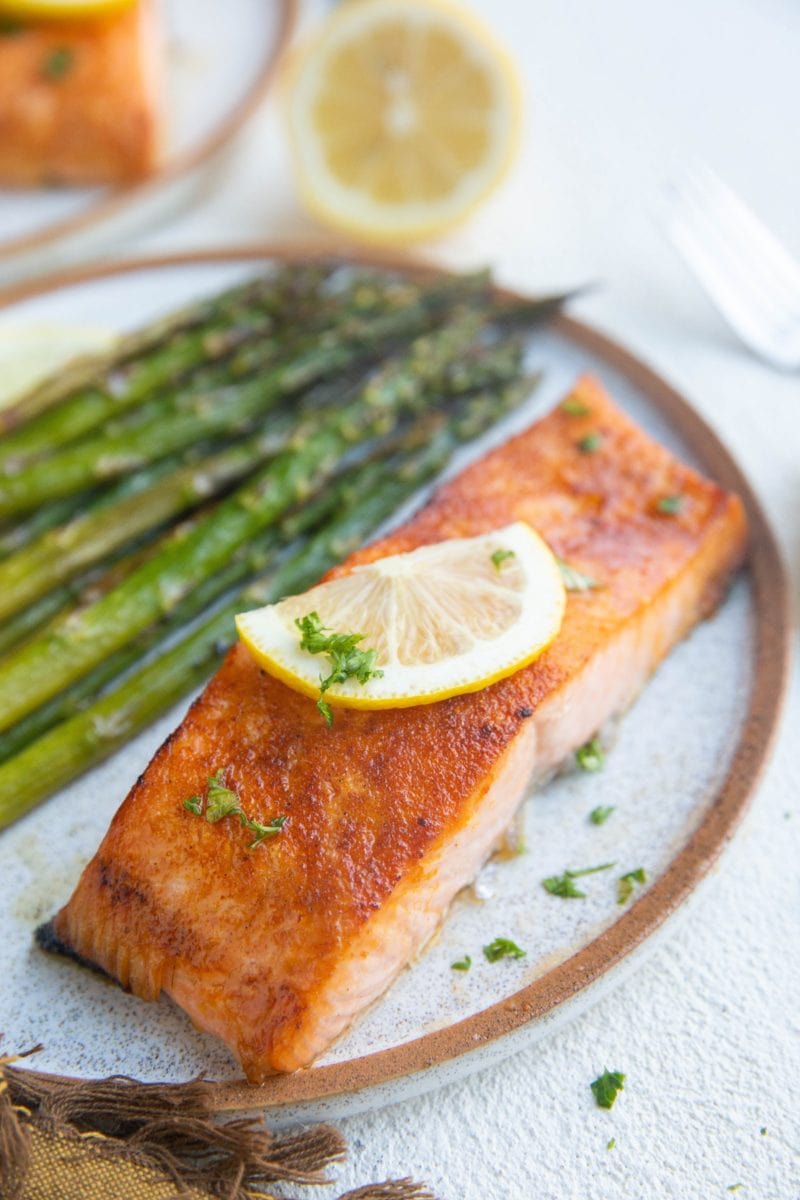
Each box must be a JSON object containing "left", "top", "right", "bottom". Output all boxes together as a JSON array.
[
  {"left": 48, "top": 376, "right": 747, "bottom": 1081},
  {"left": 0, "top": 0, "right": 163, "bottom": 187}
]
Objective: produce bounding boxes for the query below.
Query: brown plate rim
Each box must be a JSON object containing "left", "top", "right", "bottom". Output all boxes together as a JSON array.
[
  {"left": 0, "top": 2, "right": 298, "bottom": 263},
  {"left": 0, "top": 244, "right": 791, "bottom": 1110}
]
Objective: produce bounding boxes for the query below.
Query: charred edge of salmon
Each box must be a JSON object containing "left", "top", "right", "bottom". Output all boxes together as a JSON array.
[{"left": 35, "top": 919, "right": 112, "bottom": 983}]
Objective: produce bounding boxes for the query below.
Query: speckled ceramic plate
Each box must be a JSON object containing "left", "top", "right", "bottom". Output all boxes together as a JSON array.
[
  {"left": 0, "top": 249, "right": 790, "bottom": 1125},
  {"left": 0, "top": 2, "right": 296, "bottom": 280}
]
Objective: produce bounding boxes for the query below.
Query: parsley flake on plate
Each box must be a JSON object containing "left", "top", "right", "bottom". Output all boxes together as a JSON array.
[
  {"left": 542, "top": 861, "right": 615, "bottom": 899},
  {"left": 576, "top": 736, "right": 604, "bottom": 772},
  {"left": 617, "top": 867, "right": 647, "bottom": 905},
  {"left": 589, "top": 805, "right": 615, "bottom": 825},
  {"left": 296, "top": 611, "right": 383, "bottom": 726},
  {"left": 591, "top": 1069, "right": 625, "bottom": 1109},
  {"left": 483, "top": 937, "right": 526, "bottom": 963},
  {"left": 451, "top": 955, "right": 472, "bottom": 972}
]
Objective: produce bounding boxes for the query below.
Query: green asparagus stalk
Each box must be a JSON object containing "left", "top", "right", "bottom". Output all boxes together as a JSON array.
[
  {"left": 0, "top": 283, "right": 493, "bottom": 518},
  {"left": 0, "top": 416, "right": 305, "bottom": 623},
  {"left": 0, "top": 265, "right": 481, "bottom": 468},
  {"left": 0, "top": 581, "right": 78, "bottom": 657},
  {"left": 0, "top": 372, "right": 537, "bottom": 826},
  {"left": 0, "top": 313, "right": 493, "bottom": 733},
  {"left": 0, "top": 493, "right": 92, "bottom": 560},
  {"left": 0, "top": 443, "right": 398, "bottom": 764},
  {"left": 0, "top": 264, "right": 340, "bottom": 453},
  {"left": 0, "top": 325, "right": 531, "bottom": 621}
]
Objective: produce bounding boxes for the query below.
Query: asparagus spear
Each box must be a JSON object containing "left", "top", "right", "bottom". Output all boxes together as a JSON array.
[
  {"left": 0, "top": 493, "right": 91, "bottom": 561},
  {"left": 0, "top": 325, "right": 529, "bottom": 623},
  {"left": 0, "top": 417, "right": 302, "bottom": 623},
  {"left": 0, "top": 313, "right": 493, "bottom": 732},
  {"left": 0, "top": 264, "right": 339, "bottom": 453},
  {"left": 0, "top": 445, "right": 394, "bottom": 764},
  {"left": 0, "top": 265, "right": 479, "bottom": 468},
  {"left": 0, "top": 288, "right": 493, "bottom": 519},
  {"left": 0, "top": 373, "right": 537, "bottom": 826}
]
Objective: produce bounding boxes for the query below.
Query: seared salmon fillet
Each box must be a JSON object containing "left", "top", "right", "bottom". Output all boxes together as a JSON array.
[
  {"left": 50, "top": 377, "right": 747, "bottom": 1080},
  {"left": 0, "top": 1, "right": 163, "bottom": 187}
]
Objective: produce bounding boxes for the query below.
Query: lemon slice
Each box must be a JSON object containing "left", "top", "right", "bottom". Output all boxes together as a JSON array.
[
  {"left": 284, "top": 0, "right": 522, "bottom": 244},
  {"left": 0, "top": 0, "right": 134, "bottom": 16},
  {"left": 0, "top": 322, "right": 117, "bottom": 412},
  {"left": 236, "top": 522, "right": 565, "bottom": 712}
]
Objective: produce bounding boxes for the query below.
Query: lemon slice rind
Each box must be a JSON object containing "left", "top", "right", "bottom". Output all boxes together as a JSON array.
[
  {"left": 236, "top": 522, "right": 565, "bottom": 711},
  {"left": 0, "top": 0, "right": 135, "bottom": 17}
]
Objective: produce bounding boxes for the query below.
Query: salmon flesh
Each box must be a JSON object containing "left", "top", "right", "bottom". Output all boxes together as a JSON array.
[
  {"left": 49, "top": 377, "right": 747, "bottom": 1080},
  {"left": 0, "top": 1, "right": 163, "bottom": 187}
]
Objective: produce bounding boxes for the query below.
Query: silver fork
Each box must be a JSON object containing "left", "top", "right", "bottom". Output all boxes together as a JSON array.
[{"left": 665, "top": 166, "right": 800, "bottom": 369}]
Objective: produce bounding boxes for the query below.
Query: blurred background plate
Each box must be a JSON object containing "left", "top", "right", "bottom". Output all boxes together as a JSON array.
[
  {"left": 0, "top": 1, "right": 296, "bottom": 284},
  {"left": 0, "top": 248, "right": 789, "bottom": 1126}
]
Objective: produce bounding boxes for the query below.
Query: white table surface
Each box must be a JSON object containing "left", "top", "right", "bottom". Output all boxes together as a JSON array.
[{"left": 4, "top": 1, "right": 800, "bottom": 1196}]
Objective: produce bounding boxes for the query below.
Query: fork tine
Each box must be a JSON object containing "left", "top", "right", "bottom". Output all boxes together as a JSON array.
[
  {"left": 691, "top": 165, "right": 800, "bottom": 302},
  {"left": 670, "top": 174, "right": 800, "bottom": 330},
  {"left": 667, "top": 201, "right": 789, "bottom": 358}
]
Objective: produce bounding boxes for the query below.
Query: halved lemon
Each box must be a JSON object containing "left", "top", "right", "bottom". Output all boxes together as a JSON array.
[
  {"left": 236, "top": 522, "right": 565, "bottom": 712},
  {"left": 0, "top": 322, "right": 117, "bottom": 412},
  {"left": 0, "top": 0, "right": 134, "bottom": 16},
  {"left": 284, "top": 0, "right": 522, "bottom": 244}
]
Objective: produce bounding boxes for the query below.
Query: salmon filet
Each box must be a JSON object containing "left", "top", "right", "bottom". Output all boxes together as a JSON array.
[
  {"left": 0, "top": 0, "right": 163, "bottom": 187},
  {"left": 50, "top": 377, "right": 747, "bottom": 1080}
]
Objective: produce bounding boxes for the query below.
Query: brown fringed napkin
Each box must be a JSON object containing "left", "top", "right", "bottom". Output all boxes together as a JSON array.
[{"left": 0, "top": 1048, "right": 433, "bottom": 1200}]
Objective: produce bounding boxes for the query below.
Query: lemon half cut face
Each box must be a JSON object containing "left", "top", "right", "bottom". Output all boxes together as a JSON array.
[{"left": 284, "top": 0, "right": 523, "bottom": 244}]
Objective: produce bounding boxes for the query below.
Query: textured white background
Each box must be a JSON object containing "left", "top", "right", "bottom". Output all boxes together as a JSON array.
[{"left": 5, "top": 0, "right": 800, "bottom": 1196}]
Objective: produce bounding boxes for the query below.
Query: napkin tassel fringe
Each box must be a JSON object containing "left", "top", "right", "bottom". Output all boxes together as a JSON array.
[{"left": 0, "top": 1047, "right": 433, "bottom": 1200}]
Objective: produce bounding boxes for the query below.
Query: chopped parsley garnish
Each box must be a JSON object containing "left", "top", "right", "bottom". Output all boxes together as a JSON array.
[
  {"left": 727, "top": 1186, "right": 744, "bottom": 1193},
  {"left": 296, "top": 611, "right": 383, "bottom": 726},
  {"left": 542, "top": 872, "right": 586, "bottom": 898},
  {"left": 589, "top": 805, "right": 615, "bottom": 826},
  {"left": 577, "top": 432, "right": 602, "bottom": 454},
  {"left": 576, "top": 736, "right": 604, "bottom": 772},
  {"left": 490, "top": 547, "right": 516, "bottom": 571},
  {"left": 183, "top": 768, "right": 287, "bottom": 850},
  {"left": 656, "top": 494, "right": 684, "bottom": 515},
  {"left": 245, "top": 813, "right": 288, "bottom": 849},
  {"left": 541, "top": 862, "right": 615, "bottom": 899},
  {"left": 606, "top": 1137, "right": 616, "bottom": 1151},
  {"left": 617, "top": 867, "right": 647, "bottom": 905},
  {"left": 556, "top": 557, "right": 600, "bottom": 592},
  {"left": 205, "top": 771, "right": 242, "bottom": 823},
  {"left": 483, "top": 937, "right": 526, "bottom": 963},
  {"left": 591, "top": 1069, "right": 625, "bottom": 1109},
  {"left": 451, "top": 955, "right": 472, "bottom": 972},
  {"left": 561, "top": 397, "right": 591, "bottom": 417},
  {"left": 42, "top": 47, "right": 75, "bottom": 80}
]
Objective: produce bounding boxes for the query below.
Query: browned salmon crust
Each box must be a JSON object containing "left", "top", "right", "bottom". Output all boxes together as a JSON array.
[
  {"left": 52, "top": 377, "right": 748, "bottom": 1080},
  {"left": 0, "top": 1, "right": 162, "bottom": 187}
]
